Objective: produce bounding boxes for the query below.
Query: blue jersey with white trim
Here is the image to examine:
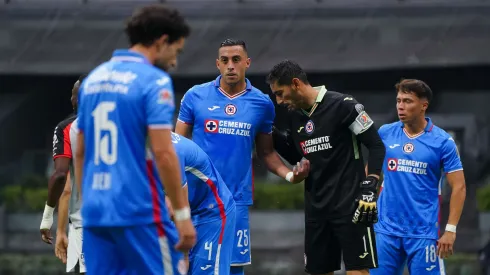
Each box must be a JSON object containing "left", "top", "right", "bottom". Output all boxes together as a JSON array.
[
  {"left": 170, "top": 132, "right": 235, "bottom": 225},
  {"left": 178, "top": 76, "right": 275, "bottom": 206},
  {"left": 78, "top": 49, "right": 176, "bottom": 227},
  {"left": 375, "top": 118, "right": 463, "bottom": 239}
]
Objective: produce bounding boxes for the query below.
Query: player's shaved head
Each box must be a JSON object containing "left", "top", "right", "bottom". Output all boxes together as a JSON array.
[
  {"left": 219, "top": 39, "right": 247, "bottom": 53},
  {"left": 72, "top": 74, "right": 86, "bottom": 112},
  {"left": 395, "top": 79, "right": 433, "bottom": 103}
]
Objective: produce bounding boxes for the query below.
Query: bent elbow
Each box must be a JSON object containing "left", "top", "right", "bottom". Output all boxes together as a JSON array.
[{"left": 61, "top": 189, "right": 72, "bottom": 198}]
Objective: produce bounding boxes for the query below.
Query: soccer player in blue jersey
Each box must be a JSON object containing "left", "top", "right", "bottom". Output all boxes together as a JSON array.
[
  {"left": 372, "top": 79, "right": 466, "bottom": 275},
  {"left": 175, "top": 39, "right": 310, "bottom": 275},
  {"left": 166, "top": 132, "right": 236, "bottom": 275},
  {"left": 74, "top": 5, "right": 196, "bottom": 275}
]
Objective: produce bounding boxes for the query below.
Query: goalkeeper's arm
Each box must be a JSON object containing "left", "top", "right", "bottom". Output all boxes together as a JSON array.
[
  {"left": 352, "top": 125, "right": 386, "bottom": 224},
  {"left": 272, "top": 126, "right": 303, "bottom": 166}
]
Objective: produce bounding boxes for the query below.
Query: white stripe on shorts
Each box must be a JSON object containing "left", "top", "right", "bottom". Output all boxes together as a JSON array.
[
  {"left": 214, "top": 244, "right": 222, "bottom": 275},
  {"left": 438, "top": 257, "right": 446, "bottom": 274},
  {"left": 159, "top": 236, "right": 174, "bottom": 275}
]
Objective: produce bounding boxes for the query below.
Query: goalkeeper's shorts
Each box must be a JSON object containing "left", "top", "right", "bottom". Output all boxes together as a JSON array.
[{"left": 304, "top": 215, "right": 378, "bottom": 274}]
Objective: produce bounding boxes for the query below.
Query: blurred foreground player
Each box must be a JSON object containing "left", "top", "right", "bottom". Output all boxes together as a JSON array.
[
  {"left": 371, "top": 79, "right": 466, "bottom": 275},
  {"left": 75, "top": 5, "right": 195, "bottom": 274},
  {"left": 268, "top": 60, "right": 386, "bottom": 275},
  {"left": 166, "top": 132, "right": 236, "bottom": 275},
  {"left": 175, "top": 39, "right": 309, "bottom": 275}
]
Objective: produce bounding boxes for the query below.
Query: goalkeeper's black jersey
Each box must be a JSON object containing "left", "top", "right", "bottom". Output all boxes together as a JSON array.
[{"left": 282, "top": 87, "right": 375, "bottom": 220}]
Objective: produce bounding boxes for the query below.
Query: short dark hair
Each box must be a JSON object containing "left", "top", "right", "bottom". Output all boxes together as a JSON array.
[
  {"left": 78, "top": 74, "right": 87, "bottom": 83},
  {"left": 219, "top": 39, "right": 247, "bottom": 52},
  {"left": 395, "top": 79, "right": 433, "bottom": 102},
  {"left": 125, "top": 4, "right": 191, "bottom": 47},
  {"left": 266, "top": 60, "right": 309, "bottom": 86}
]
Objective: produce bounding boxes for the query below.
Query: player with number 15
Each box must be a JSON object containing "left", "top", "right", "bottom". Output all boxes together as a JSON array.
[{"left": 75, "top": 5, "right": 195, "bottom": 274}]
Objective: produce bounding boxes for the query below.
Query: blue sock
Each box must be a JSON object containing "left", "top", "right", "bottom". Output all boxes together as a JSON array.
[{"left": 230, "top": 266, "right": 245, "bottom": 275}]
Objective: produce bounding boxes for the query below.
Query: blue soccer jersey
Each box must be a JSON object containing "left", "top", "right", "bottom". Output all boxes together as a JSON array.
[
  {"left": 170, "top": 132, "right": 236, "bottom": 274},
  {"left": 170, "top": 132, "right": 235, "bottom": 225},
  {"left": 375, "top": 118, "right": 463, "bottom": 239},
  {"left": 78, "top": 49, "right": 176, "bottom": 228},
  {"left": 178, "top": 76, "right": 275, "bottom": 206}
]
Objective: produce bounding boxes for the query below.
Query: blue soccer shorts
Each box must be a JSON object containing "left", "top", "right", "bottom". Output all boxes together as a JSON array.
[
  {"left": 189, "top": 205, "right": 236, "bottom": 274},
  {"left": 83, "top": 223, "right": 186, "bottom": 275},
  {"left": 371, "top": 232, "right": 446, "bottom": 275},
  {"left": 231, "top": 205, "right": 251, "bottom": 266}
]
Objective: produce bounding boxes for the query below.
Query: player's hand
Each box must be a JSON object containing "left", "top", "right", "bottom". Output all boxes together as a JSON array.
[
  {"left": 55, "top": 232, "right": 69, "bottom": 264},
  {"left": 437, "top": 231, "right": 456, "bottom": 258},
  {"left": 40, "top": 228, "right": 53, "bottom": 244},
  {"left": 40, "top": 203, "right": 54, "bottom": 244},
  {"left": 291, "top": 158, "right": 310, "bottom": 183},
  {"left": 174, "top": 219, "right": 197, "bottom": 253},
  {"left": 352, "top": 176, "right": 379, "bottom": 225}
]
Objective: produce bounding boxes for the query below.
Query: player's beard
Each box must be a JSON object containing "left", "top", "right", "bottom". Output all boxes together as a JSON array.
[
  {"left": 154, "top": 60, "right": 170, "bottom": 72},
  {"left": 287, "top": 88, "right": 304, "bottom": 111}
]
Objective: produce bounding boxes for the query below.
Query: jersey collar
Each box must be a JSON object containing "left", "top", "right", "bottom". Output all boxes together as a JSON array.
[
  {"left": 110, "top": 49, "right": 151, "bottom": 64},
  {"left": 401, "top": 117, "right": 434, "bottom": 138},
  {"left": 400, "top": 117, "right": 434, "bottom": 131},
  {"left": 301, "top": 85, "right": 327, "bottom": 117},
  {"left": 213, "top": 75, "right": 252, "bottom": 99}
]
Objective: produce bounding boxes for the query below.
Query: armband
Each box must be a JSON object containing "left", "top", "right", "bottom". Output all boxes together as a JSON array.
[{"left": 285, "top": 171, "right": 294, "bottom": 183}]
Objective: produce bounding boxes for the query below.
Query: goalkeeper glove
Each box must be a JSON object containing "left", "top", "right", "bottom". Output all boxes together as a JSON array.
[{"left": 352, "top": 176, "right": 379, "bottom": 225}]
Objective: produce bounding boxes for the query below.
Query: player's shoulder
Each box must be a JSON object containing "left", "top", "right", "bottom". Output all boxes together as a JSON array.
[
  {"left": 324, "top": 90, "right": 355, "bottom": 103},
  {"left": 138, "top": 66, "right": 172, "bottom": 86},
  {"left": 56, "top": 114, "right": 77, "bottom": 129},
  {"left": 249, "top": 85, "right": 274, "bottom": 104},
  {"left": 378, "top": 121, "right": 403, "bottom": 137},
  {"left": 184, "top": 80, "right": 215, "bottom": 99},
  {"left": 427, "top": 124, "right": 454, "bottom": 144}
]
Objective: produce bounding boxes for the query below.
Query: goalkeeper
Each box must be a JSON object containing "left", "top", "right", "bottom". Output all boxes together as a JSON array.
[{"left": 267, "top": 60, "right": 386, "bottom": 275}]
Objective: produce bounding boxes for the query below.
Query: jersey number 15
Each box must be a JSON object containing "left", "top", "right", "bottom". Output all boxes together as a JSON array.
[{"left": 92, "top": 102, "right": 118, "bottom": 165}]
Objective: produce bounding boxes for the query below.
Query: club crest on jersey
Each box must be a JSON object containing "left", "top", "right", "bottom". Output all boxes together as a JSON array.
[
  {"left": 305, "top": 120, "right": 315, "bottom": 135},
  {"left": 387, "top": 158, "right": 397, "bottom": 171},
  {"left": 355, "top": 104, "right": 364, "bottom": 114},
  {"left": 204, "top": 119, "right": 219, "bottom": 133},
  {"left": 157, "top": 89, "right": 173, "bottom": 105},
  {"left": 403, "top": 143, "right": 415, "bottom": 154},
  {"left": 224, "top": 104, "right": 237, "bottom": 115}
]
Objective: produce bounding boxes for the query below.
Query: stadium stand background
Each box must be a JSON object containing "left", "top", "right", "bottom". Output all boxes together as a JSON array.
[{"left": 1, "top": 0, "right": 490, "bottom": 274}]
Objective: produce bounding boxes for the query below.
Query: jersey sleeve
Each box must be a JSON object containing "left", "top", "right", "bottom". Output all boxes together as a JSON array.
[
  {"left": 180, "top": 158, "right": 188, "bottom": 188},
  {"left": 177, "top": 88, "right": 196, "bottom": 125},
  {"left": 258, "top": 97, "right": 275, "bottom": 134},
  {"left": 377, "top": 124, "right": 388, "bottom": 139},
  {"left": 441, "top": 137, "right": 463, "bottom": 173},
  {"left": 52, "top": 122, "right": 73, "bottom": 160},
  {"left": 339, "top": 95, "right": 374, "bottom": 135},
  {"left": 145, "top": 74, "right": 176, "bottom": 129}
]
